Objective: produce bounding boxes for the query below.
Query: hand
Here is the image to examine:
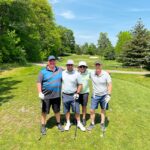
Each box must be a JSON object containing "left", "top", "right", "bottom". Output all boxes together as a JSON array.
[
  {"left": 73, "top": 93, "right": 79, "bottom": 100},
  {"left": 105, "top": 94, "right": 111, "bottom": 103},
  {"left": 39, "top": 92, "right": 44, "bottom": 100}
]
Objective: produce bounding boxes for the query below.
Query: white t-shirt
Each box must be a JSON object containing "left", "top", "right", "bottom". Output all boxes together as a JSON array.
[
  {"left": 90, "top": 70, "right": 112, "bottom": 96},
  {"left": 62, "top": 70, "right": 82, "bottom": 94}
]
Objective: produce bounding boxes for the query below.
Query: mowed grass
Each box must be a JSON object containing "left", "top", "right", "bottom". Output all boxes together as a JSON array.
[
  {"left": 0, "top": 65, "right": 150, "bottom": 150},
  {"left": 56, "top": 54, "right": 147, "bottom": 71}
]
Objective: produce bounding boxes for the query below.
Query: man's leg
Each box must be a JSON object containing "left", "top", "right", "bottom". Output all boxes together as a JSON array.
[
  {"left": 74, "top": 102, "right": 85, "bottom": 131},
  {"left": 52, "top": 98, "right": 64, "bottom": 131},
  {"left": 100, "top": 109, "right": 105, "bottom": 124},
  {"left": 64, "top": 112, "right": 71, "bottom": 130},
  {"left": 90, "top": 109, "right": 95, "bottom": 125},
  {"left": 41, "top": 112, "right": 46, "bottom": 125},
  {"left": 82, "top": 106, "right": 86, "bottom": 120}
]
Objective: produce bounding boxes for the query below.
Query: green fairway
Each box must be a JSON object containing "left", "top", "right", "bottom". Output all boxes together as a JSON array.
[{"left": 0, "top": 65, "right": 150, "bottom": 150}]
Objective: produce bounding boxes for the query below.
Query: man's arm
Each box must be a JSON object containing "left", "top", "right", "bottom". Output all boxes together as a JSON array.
[
  {"left": 37, "top": 83, "right": 42, "bottom": 93},
  {"left": 77, "top": 84, "right": 82, "bottom": 94},
  {"left": 107, "top": 82, "right": 112, "bottom": 95}
]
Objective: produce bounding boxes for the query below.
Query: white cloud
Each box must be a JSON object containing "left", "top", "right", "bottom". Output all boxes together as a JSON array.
[{"left": 59, "top": 11, "right": 75, "bottom": 19}]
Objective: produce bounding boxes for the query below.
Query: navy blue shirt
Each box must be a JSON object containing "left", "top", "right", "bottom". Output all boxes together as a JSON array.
[{"left": 37, "top": 66, "right": 62, "bottom": 99}]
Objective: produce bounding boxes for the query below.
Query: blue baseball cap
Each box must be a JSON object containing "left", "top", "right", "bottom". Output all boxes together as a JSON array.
[{"left": 48, "top": 55, "right": 56, "bottom": 61}]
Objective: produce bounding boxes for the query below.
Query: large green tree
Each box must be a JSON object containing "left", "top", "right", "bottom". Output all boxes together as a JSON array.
[
  {"left": 122, "top": 19, "right": 150, "bottom": 69},
  {"left": 115, "top": 31, "right": 132, "bottom": 57},
  {"left": 97, "top": 32, "right": 115, "bottom": 59},
  {"left": 57, "top": 25, "right": 75, "bottom": 55}
]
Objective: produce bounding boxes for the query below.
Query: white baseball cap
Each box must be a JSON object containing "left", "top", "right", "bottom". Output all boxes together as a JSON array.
[
  {"left": 66, "top": 59, "right": 74, "bottom": 65},
  {"left": 78, "top": 61, "right": 87, "bottom": 67}
]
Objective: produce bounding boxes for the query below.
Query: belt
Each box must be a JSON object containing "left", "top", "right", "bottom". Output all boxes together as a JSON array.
[{"left": 63, "top": 92, "right": 75, "bottom": 95}]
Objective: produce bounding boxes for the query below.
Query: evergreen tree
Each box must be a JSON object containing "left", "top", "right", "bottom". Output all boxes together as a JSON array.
[{"left": 122, "top": 19, "right": 150, "bottom": 69}]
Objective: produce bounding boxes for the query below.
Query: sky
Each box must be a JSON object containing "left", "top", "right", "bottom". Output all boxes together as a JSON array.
[{"left": 49, "top": 0, "right": 150, "bottom": 46}]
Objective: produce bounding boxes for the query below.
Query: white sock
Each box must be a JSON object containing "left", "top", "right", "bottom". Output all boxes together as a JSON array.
[
  {"left": 77, "top": 120, "right": 81, "bottom": 125},
  {"left": 67, "top": 120, "right": 70, "bottom": 124},
  {"left": 91, "top": 121, "right": 95, "bottom": 125}
]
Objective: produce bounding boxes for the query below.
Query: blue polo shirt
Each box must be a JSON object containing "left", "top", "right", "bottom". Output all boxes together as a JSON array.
[{"left": 37, "top": 66, "right": 62, "bottom": 99}]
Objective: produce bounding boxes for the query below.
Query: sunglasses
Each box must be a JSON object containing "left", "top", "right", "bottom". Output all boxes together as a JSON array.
[
  {"left": 79, "top": 66, "right": 86, "bottom": 68},
  {"left": 67, "top": 64, "right": 73, "bottom": 66}
]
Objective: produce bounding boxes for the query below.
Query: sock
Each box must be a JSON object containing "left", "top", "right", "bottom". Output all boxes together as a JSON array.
[
  {"left": 91, "top": 122, "right": 95, "bottom": 125},
  {"left": 67, "top": 120, "right": 70, "bottom": 124}
]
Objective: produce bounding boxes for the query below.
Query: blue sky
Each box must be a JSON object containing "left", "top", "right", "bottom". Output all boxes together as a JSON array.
[{"left": 49, "top": 0, "right": 150, "bottom": 46}]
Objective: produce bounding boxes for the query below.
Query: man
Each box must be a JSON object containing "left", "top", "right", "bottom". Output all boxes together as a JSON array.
[
  {"left": 87, "top": 61, "right": 112, "bottom": 131},
  {"left": 62, "top": 60, "right": 86, "bottom": 131},
  {"left": 37, "top": 55, "right": 64, "bottom": 135},
  {"left": 78, "top": 61, "right": 90, "bottom": 126}
]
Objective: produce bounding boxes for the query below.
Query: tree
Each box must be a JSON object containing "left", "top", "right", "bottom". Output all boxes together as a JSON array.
[
  {"left": 88, "top": 43, "right": 97, "bottom": 55},
  {"left": 122, "top": 19, "right": 150, "bottom": 69},
  {"left": 57, "top": 25, "right": 75, "bottom": 55},
  {"left": 81, "top": 42, "right": 89, "bottom": 54},
  {"left": 97, "top": 32, "right": 115, "bottom": 59},
  {"left": 75, "top": 44, "right": 82, "bottom": 55},
  {"left": 115, "top": 31, "right": 132, "bottom": 57}
]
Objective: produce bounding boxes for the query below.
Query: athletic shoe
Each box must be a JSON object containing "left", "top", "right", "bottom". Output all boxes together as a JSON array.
[
  {"left": 77, "top": 122, "right": 86, "bottom": 131},
  {"left": 100, "top": 123, "right": 106, "bottom": 131},
  {"left": 57, "top": 123, "right": 64, "bottom": 132},
  {"left": 82, "top": 119, "right": 86, "bottom": 126},
  {"left": 41, "top": 125, "right": 46, "bottom": 135},
  {"left": 64, "top": 122, "right": 71, "bottom": 131},
  {"left": 87, "top": 123, "right": 95, "bottom": 131}
]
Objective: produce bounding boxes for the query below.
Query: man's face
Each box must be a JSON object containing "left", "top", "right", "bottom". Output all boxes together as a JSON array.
[
  {"left": 95, "top": 64, "right": 102, "bottom": 75},
  {"left": 79, "top": 66, "right": 87, "bottom": 73},
  {"left": 48, "top": 59, "right": 56, "bottom": 68},
  {"left": 67, "top": 64, "right": 73, "bottom": 71},
  {"left": 95, "top": 64, "right": 102, "bottom": 69}
]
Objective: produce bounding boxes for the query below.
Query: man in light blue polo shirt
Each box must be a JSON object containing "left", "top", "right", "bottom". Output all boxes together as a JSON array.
[
  {"left": 62, "top": 60, "right": 86, "bottom": 131},
  {"left": 87, "top": 61, "right": 112, "bottom": 131}
]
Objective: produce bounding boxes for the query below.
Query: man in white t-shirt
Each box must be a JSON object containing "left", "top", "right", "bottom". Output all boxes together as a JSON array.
[
  {"left": 62, "top": 60, "right": 86, "bottom": 131},
  {"left": 87, "top": 61, "right": 112, "bottom": 131}
]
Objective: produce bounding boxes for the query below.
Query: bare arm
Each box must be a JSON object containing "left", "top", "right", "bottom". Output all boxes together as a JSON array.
[
  {"left": 107, "top": 82, "right": 112, "bottom": 95},
  {"left": 37, "top": 83, "right": 42, "bottom": 93},
  {"left": 77, "top": 84, "right": 82, "bottom": 94}
]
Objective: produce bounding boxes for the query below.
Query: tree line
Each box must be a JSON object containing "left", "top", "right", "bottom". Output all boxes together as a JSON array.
[{"left": 0, "top": 0, "right": 150, "bottom": 69}]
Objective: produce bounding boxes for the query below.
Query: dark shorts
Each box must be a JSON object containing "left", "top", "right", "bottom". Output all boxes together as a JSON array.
[
  {"left": 79, "top": 93, "right": 89, "bottom": 106},
  {"left": 90, "top": 95, "right": 109, "bottom": 110},
  {"left": 41, "top": 98, "right": 61, "bottom": 114},
  {"left": 62, "top": 93, "right": 80, "bottom": 114}
]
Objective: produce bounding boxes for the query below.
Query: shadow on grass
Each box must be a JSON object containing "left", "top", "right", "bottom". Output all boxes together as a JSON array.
[
  {"left": 144, "top": 74, "right": 150, "bottom": 78},
  {"left": 0, "top": 77, "right": 22, "bottom": 106},
  {"left": 46, "top": 112, "right": 109, "bottom": 129},
  {"left": 0, "top": 63, "right": 32, "bottom": 73}
]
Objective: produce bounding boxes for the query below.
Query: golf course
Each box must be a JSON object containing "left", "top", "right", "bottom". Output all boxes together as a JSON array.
[{"left": 0, "top": 55, "right": 150, "bottom": 150}]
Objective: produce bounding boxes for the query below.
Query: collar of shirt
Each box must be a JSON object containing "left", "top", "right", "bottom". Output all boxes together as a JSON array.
[
  {"left": 46, "top": 66, "right": 58, "bottom": 72},
  {"left": 95, "top": 70, "right": 104, "bottom": 77},
  {"left": 66, "top": 69, "right": 75, "bottom": 74}
]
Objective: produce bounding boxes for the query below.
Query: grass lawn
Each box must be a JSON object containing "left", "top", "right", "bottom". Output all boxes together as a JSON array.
[
  {"left": 0, "top": 64, "right": 150, "bottom": 150},
  {"left": 56, "top": 54, "right": 147, "bottom": 71}
]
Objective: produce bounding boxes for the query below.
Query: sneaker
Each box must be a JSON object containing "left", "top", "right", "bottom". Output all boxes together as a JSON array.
[
  {"left": 82, "top": 119, "right": 86, "bottom": 126},
  {"left": 41, "top": 125, "right": 46, "bottom": 135},
  {"left": 77, "top": 122, "right": 86, "bottom": 131},
  {"left": 87, "top": 123, "right": 95, "bottom": 131},
  {"left": 100, "top": 123, "right": 106, "bottom": 131},
  {"left": 57, "top": 123, "right": 64, "bottom": 132},
  {"left": 64, "top": 122, "right": 71, "bottom": 131}
]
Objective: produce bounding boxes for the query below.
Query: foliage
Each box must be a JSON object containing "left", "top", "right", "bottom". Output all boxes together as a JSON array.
[
  {"left": 115, "top": 31, "right": 132, "bottom": 59},
  {"left": 122, "top": 19, "right": 150, "bottom": 69}
]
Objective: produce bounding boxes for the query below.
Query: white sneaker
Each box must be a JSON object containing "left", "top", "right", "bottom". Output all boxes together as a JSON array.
[
  {"left": 77, "top": 122, "right": 86, "bottom": 131},
  {"left": 64, "top": 122, "right": 71, "bottom": 131}
]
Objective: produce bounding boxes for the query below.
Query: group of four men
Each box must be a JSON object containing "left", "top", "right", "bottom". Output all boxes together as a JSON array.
[{"left": 37, "top": 55, "right": 112, "bottom": 135}]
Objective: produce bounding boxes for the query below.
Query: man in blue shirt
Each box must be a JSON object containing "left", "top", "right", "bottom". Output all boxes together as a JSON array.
[{"left": 37, "top": 55, "right": 64, "bottom": 135}]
